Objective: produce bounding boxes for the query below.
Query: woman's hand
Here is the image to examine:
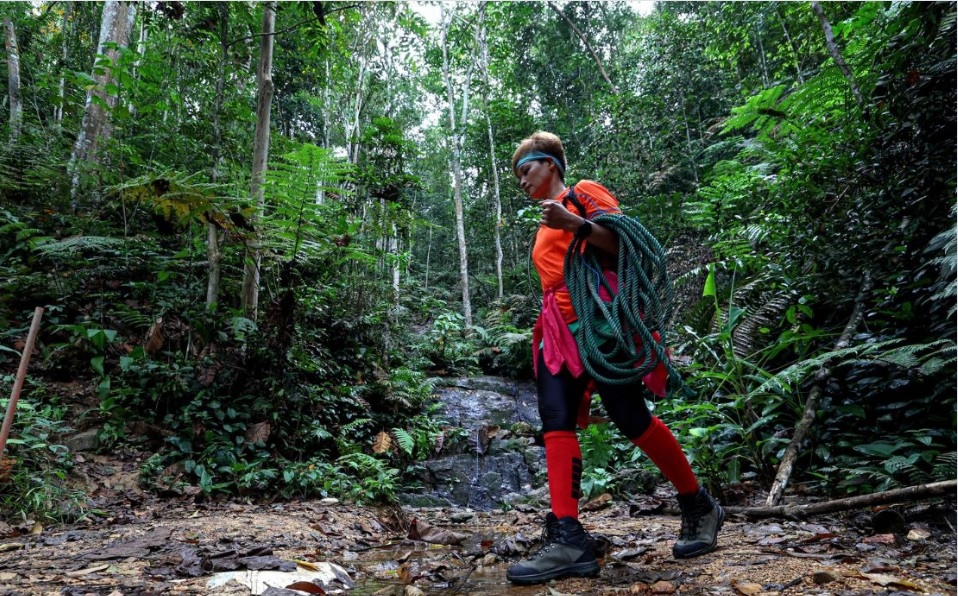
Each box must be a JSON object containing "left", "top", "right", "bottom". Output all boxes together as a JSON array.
[
  {"left": 539, "top": 200, "right": 580, "bottom": 232},
  {"left": 540, "top": 199, "right": 619, "bottom": 255}
]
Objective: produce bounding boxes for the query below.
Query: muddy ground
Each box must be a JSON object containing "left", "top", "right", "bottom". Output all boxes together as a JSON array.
[{"left": 0, "top": 452, "right": 955, "bottom": 596}]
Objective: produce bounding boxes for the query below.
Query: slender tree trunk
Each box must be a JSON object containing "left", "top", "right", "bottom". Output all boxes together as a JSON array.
[
  {"left": 206, "top": 2, "right": 229, "bottom": 310},
  {"left": 4, "top": 17, "right": 22, "bottom": 143},
  {"left": 441, "top": 4, "right": 473, "bottom": 328},
  {"left": 126, "top": 10, "right": 148, "bottom": 119},
  {"left": 241, "top": 1, "right": 277, "bottom": 320},
  {"left": 775, "top": 5, "right": 804, "bottom": 84},
  {"left": 424, "top": 226, "right": 432, "bottom": 292},
  {"left": 55, "top": 3, "right": 74, "bottom": 125},
  {"left": 546, "top": 2, "right": 618, "bottom": 95},
  {"left": 766, "top": 271, "right": 873, "bottom": 506},
  {"left": 67, "top": 0, "right": 136, "bottom": 209},
  {"left": 810, "top": 1, "right": 862, "bottom": 105},
  {"left": 754, "top": 29, "right": 770, "bottom": 87},
  {"left": 680, "top": 91, "right": 699, "bottom": 185},
  {"left": 478, "top": 6, "right": 504, "bottom": 300}
]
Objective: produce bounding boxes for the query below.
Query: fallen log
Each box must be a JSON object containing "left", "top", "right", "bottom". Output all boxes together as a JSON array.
[
  {"left": 727, "top": 479, "right": 956, "bottom": 520},
  {"left": 766, "top": 271, "right": 872, "bottom": 507}
]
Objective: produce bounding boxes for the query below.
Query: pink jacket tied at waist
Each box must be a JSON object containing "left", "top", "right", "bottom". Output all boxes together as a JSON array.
[{"left": 532, "top": 274, "right": 670, "bottom": 429}]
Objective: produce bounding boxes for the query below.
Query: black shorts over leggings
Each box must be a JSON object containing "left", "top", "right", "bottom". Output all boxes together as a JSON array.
[{"left": 536, "top": 351, "right": 654, "bottom": 440}]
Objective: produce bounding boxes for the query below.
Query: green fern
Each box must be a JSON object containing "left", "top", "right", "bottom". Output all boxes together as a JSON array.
[
  {"left": 34, "top": 235, "right": 126, "bottom": 256},
  {"left": 391, "top": 428, "right": 415, "bottom": 456},
  {"left": 932, "top": 452, "right": 957, "bottom": 481}
]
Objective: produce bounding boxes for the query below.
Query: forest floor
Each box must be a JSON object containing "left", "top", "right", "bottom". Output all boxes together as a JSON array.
[{"left": 0, "top": 449, "right": 955, "bottom": 596}]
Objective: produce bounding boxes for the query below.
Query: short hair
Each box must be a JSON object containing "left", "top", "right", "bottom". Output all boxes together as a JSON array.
[{"left": 512, "top": 131, "right": 566, "bottom": 179}]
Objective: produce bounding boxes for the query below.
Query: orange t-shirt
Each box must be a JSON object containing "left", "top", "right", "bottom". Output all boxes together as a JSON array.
[{"left": 532, "top": 180, "right": 622, "bottom": 323}]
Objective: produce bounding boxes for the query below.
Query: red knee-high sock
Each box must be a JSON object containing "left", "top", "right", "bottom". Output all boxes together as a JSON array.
[
  {"left": 543, "top": 430, "right": 582, "bottom": 519},
  {"left": 632, "top": 417, "right": 699, "bottom": 495}
]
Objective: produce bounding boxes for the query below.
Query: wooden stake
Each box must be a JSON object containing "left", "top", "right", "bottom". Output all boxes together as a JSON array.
[{"left": 0, "top": 307, "right": 44, "bottom": 461}]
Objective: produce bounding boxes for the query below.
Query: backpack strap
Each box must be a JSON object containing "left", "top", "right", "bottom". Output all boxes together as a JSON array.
[{"left": 562, "top": 184, "right": 588, "bottom": 219}]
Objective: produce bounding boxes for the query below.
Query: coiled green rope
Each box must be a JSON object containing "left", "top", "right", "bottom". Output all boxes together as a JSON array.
[{"left": 565, "top": 212, "right": 686, "bottom": 394}]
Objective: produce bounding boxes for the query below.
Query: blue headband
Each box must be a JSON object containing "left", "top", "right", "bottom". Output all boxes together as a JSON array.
[{"left": 515, "top": 151, "right": 565, "bottom": 174}]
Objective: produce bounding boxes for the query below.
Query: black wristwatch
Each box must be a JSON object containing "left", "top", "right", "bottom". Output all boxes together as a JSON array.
[{"left": 574, "top": 219, "right": 593, "bottom": 240}]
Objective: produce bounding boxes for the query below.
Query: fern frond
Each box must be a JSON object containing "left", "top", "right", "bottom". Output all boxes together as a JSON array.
[
  {"left": 391, "top": 428, "right": 415, "bottom": 456},
  {"left": 932, "top": 452, "right": 957, "bottom": 480},
  {"left": 340, "top": 418, "right": 373, "bottom": 436},
  {"left": 112, "top": 305, "right": 155, "bottom": 330},
  {"left": 34, "top": 235, "right": 126, "bottom": 256}
]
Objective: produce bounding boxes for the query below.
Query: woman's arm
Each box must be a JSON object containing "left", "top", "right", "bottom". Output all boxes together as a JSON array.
[{"left": 540, "top": 199, "right": 619, "bottom": 255}]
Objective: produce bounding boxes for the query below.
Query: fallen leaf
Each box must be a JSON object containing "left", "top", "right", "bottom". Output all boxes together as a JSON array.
[
  {"left": 294, "top": 560, "right": 320, "bottom": 571},
  {"left": 145, "top": 318, "right": 164, "bottom": 354},
  {"left": 862, "top": 533, "right": 896, "bottom": 544},
  {"left": 650, "top": 581, "right": 675, "bottom": 594},
  {"left": 582, "top": 493, "right": 612, "bottom": 512},
  {"left": 403, "top": 586, "right": 425, "bottom": 596},
  {"left": 732, "top": 580, "right": 763, "bottom": 595},
  {"left": 373, "top": 431, "right": 392, "bottom": 454},
  {"left": 860, "top": 572, "right": 925, "bottom": 591},
  {"left": 0, "top": 572, "right": 16, "bottom": 581},
  {"left": 285, "top": 581, "right": 327, "bottom": 594},
  {"left": 396, "top": 549, "right": 414, "bottom": 564},
  {"left": 66, "top": 564, "right": 110, "bottom": 577},
  {"left": 861, "top": 558, "right": 899, "bottom": 574},
  {"left": 906, "top": 528, "right": 930, "bottom": 541},
  {"left": 29, "top": 522, "right": 42, "bottom": 535},
  {"left": 0, "top": 543, "right": 24, "bottom": 553},
  {"left": 407, "top": 518, "right": 469, "bottom": 545},
  {"left": 245, "top": 421, "right": 271, "bottom": 445},
  {"left": 613, "top": 546, "right": 650, "bottom": 561}
]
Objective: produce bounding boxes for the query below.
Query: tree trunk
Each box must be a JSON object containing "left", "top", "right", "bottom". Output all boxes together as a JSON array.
[
  {"left": 478, "top": 6, "right": 504, "bottom": 300},
  {"left": 810, "top": 1, "right": 862, "bottom": 105},
  {"left": 241, "top": 1, "right": 277, "bottom": 320},
  {"left": 206, "top": 2, "right": 229, "bottom": 310},
  {"left": 441, "top": 4, "right": 473, "bottom": 329},
  {"left": 3, "top": 17, "right": 22, "bottom": 143},
  {"left": 55, "top": 3, "right": 74, "bottom": 125},
  {"left": 766, "top": 271, "right": 873, "bottom": 506},
  {"left": 67, "top": 0, "right": 136, "bottom": 209}
]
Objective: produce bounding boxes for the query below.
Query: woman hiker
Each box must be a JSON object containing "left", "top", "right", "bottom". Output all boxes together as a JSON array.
[{"left": 506, "top": 131, "right": 724, "bottom": 585}]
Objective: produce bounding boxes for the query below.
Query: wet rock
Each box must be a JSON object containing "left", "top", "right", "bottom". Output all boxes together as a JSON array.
[{"left": 64, "top": 429, "right": 100, "bottom": 453}]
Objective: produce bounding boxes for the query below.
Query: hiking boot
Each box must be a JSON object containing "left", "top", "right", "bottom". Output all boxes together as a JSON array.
[
  {"left": 673, "top": 487, "right": 725, "bottom": 559},
  {"left": 507, "top": 515, "right": 600, "bottom": 585}
]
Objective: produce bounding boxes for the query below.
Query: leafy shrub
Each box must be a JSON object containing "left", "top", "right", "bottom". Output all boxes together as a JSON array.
[{"left": 0, "top": 389, "right": 84, "bottom": 522}]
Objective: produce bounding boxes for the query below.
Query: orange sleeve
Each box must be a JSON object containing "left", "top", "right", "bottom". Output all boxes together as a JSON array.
[{"left": 574, "top": 180, "right": 622, "bottom": 219}]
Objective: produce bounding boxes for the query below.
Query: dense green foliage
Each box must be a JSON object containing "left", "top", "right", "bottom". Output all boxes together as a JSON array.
[{"left": 0, "top": 1, "right": 953, "bottom": 521}]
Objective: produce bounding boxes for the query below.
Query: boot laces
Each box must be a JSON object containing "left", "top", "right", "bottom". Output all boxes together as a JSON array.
[
  {"left": 679, "top": 500, "right": 710, "bottom": 540},
  {"left": 679, "top": 509, "right": 700, "bottom": 540}
]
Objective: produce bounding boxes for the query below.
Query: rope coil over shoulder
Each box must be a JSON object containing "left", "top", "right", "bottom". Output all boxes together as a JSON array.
[{"left": 563, "top": 187, "right": 688, "bottom": 395}]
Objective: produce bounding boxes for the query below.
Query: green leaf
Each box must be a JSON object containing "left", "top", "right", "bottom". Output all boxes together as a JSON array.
[{"left": 703, "top": 263, "right": 716, "bottom": 298}]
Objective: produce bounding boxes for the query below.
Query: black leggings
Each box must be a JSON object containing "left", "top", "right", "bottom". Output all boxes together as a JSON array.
[{"left": 537, "top": 351, "right": 654, "bottom": 440}]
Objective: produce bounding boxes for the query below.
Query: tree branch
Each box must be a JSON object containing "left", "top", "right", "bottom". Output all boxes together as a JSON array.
[
  {"left": 546, "top": 2, "right": 618, "bottom": 95},
  {"left": 730, "top": 480, "right": 956, "bottom": 520},
  {"left": 227, "top": 4, "right": 361, "bottom": 48},
  {"left": 810, "top": 2, "right": 863, "bottom": 106},
  {"left": 766, "top": 271, "right": 873, "bottom": 506}
]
